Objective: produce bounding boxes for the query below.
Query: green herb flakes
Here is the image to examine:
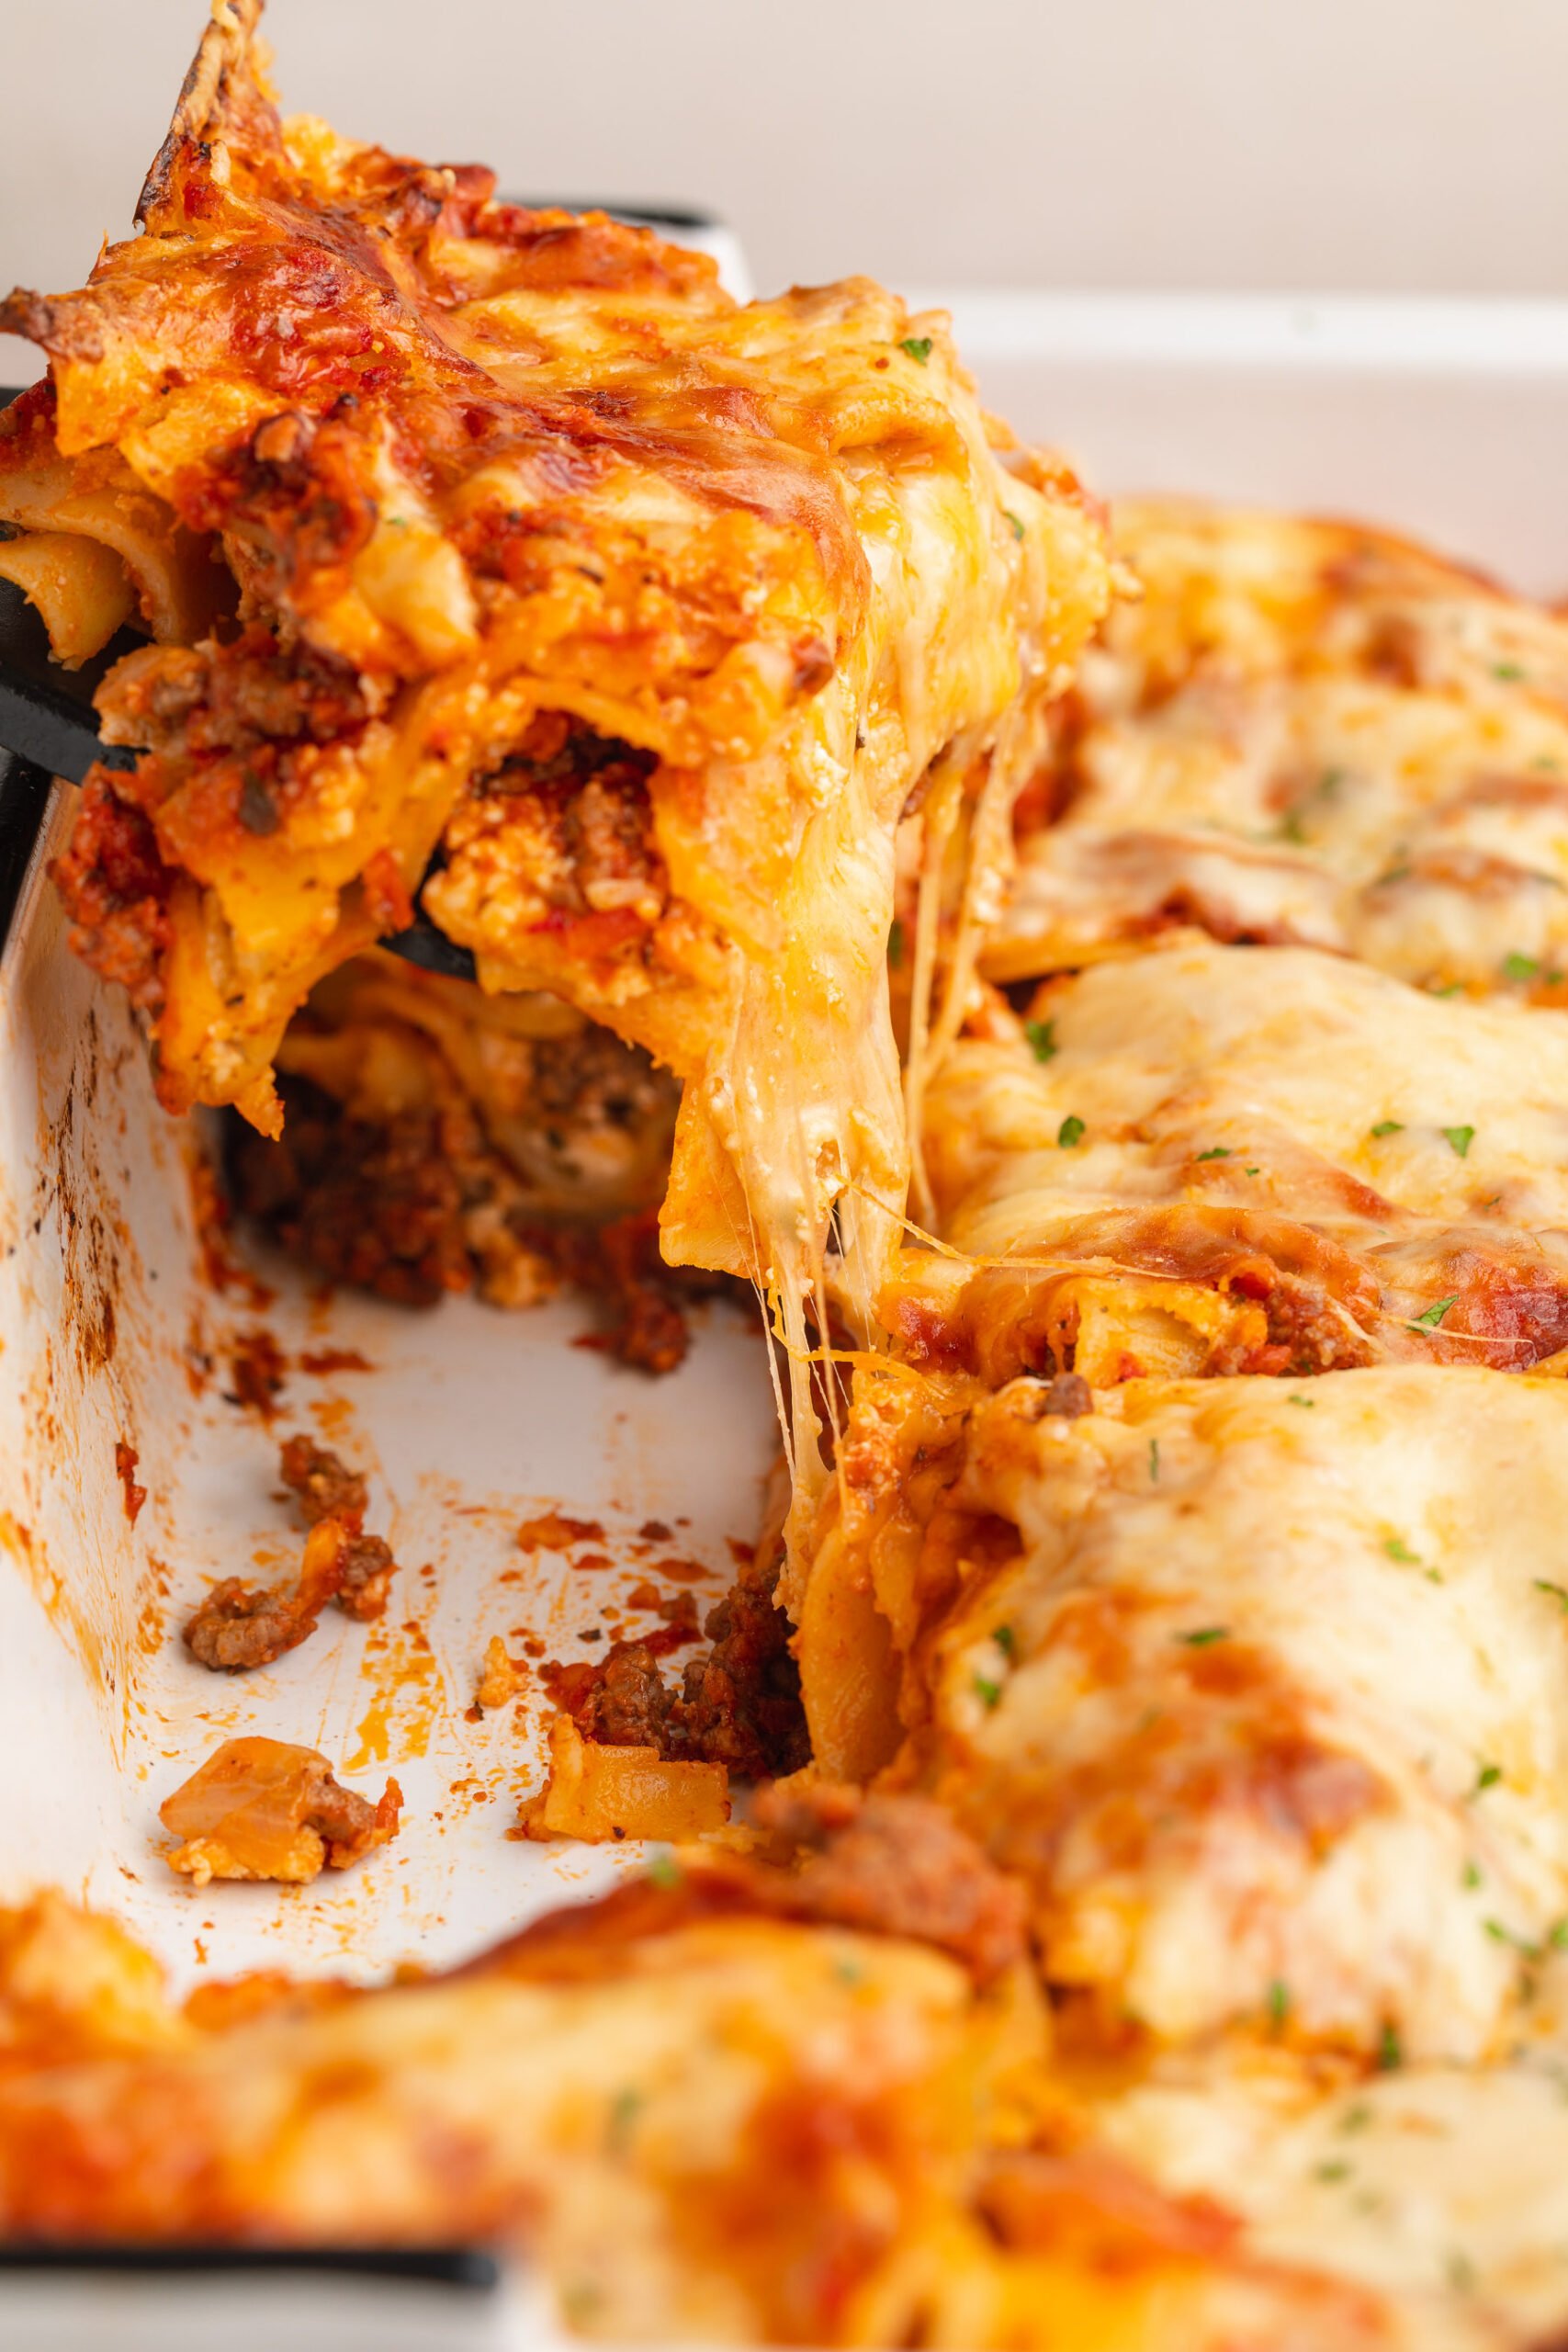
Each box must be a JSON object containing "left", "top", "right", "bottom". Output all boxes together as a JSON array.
[
  {"left": 973, "top": 1673, "right": 1002, "bottom": 1711},
  {"left": 1176, "top": 1626, "right": 1230, "bottom": 1647},
  {"left": 1024, "top": 1017, "right": 1058, "bottom": 1063},
  {"left": 899, "top": 335, "right": 933, "bottom": 365},
  {"left": 1408, "top": 1295, "right": 1460, "bottom": 1331},
  {"left": 1443, "top": 1124, "right": 1476, "bottom": 1158},
  {"left": 1370, "top": 1119, "right": 1404, "bottom": 1138},
  {"left": 1057, "top": 1114, "right": 1086, "bottom": 1148}
]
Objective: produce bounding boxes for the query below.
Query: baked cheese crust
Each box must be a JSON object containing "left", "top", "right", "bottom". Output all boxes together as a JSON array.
[{"left": 990, "top": 499, "right": 1568, "bottom": 999}]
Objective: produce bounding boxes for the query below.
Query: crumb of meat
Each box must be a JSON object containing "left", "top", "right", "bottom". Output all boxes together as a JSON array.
[
  {"left": 1022, "top": 1370, "right": 1093, "bottom": 1419},
  {"left": 750, "top": 1782, "right": 1028, "bottom": 1982},
  {"left": 674, "top": 1543, "right": 810, "bottom": 1780},
  {"left": 525, "top": 1205, "right": 727, "bottom": 1375},
  {"left": 182, "top": 1515, "right": 351, "bottom": 1672},
  {"left": 581, "top": 1644, "right": 673, "bottom": 1747},
  {"left": 50, "top": 768, "right": 172, "bottom": 1011},
  {"left": 276, "top": 1434, "right": 399, "bottom": 1623},
  {"left": 334, "top": 1532, "right": 396, "bottom": 1621},
  {"left": 278, "top": 1433, "right": 367, "bottom": 1524},
  {"left": 553, "top": 1543, "right": 809, "bottom": 1781},
  {"left": 477, "top": 1634, "right": 525, "bottom": 1708}
]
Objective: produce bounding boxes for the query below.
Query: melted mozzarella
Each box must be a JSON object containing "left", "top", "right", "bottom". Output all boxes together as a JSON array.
[
  {"left": 902, "top": 1367, "right": 1568, "bottom": 2060},
  {"left": 990, "top": 499, "right": 1568, "bottom": 997}
]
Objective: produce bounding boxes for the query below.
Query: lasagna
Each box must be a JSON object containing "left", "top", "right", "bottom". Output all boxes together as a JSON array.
[
  {"left": 0, "top": 0, "right": 1110, "bottom": 1511},
  {"left": 13, "top": 7, "right": 1568, "bottom": 2350}
]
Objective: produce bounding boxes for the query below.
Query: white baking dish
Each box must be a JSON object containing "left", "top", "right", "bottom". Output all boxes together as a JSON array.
[{"left": 5, "top": 290, "right": 1568, "bottom": 2345}]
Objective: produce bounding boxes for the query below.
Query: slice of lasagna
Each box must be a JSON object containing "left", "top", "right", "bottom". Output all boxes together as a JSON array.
[
  {"left": 0, "top": 0, "right": 1109, "bottom": 1477},
  {"left": 987, "top": 499, "right": 1568, "bottom": 997}
]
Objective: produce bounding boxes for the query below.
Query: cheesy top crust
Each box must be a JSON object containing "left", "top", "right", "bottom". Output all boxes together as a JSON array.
[
  {"left": 990, "top": 499, "right": 1568, "bottom": 1000},
  {"left": 890, "top": 938, "right": 1568, "bottom": 1385},
  {"left": 894, "top": 1366, "right": 1568, "bottom": 2061}
]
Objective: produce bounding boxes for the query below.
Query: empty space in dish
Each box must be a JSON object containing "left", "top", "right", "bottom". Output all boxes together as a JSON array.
[{"left": 0, "top": 795, "right": 778, "bottom": 1989}]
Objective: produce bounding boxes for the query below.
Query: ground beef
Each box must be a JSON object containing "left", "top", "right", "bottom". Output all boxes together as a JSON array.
[
  {"left": 528, "top": 1204, "right": 722, "bottom": 1375},
  {"left": 753, "top": 1782, "right": 1029, "bottom": 1983},
  {"left": 183, "top": 1439, "right": 398, "bottom": 1671},
  {"left": 558, "top": 1542, "right": 809, "bottom": 1780},
  {"left": 50, "top": 770, "right": 173, "bottom": 1011},
  {"left": 580, "top": 1644, "right": 674, "bottom": 1747},
  {"left": 278, "top": 1434, "right": 368, "bottom": 1525},
  {"left": 228, "top": 1077, "right": 474, "bottom": 1307},
  {"left": 229, "top": 1081, "right": 718, "bottom": 1371},
  {"left": 674, "top": 1543, "right": 811, "bottom": 1780}
]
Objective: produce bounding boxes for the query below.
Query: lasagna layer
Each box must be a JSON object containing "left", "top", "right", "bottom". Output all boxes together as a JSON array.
[
  {"left": 885, "top": 938, "right": 1568, "bottom": 1388},
  {"left": 988, "top": 499, "right": 1568, "bottom": 996},
  {"left": 0, "top": 0, "right": 1110, "bottom": 1471},
  {"left": 812, "top": 1364, "right": 1568, "bottom": 2063}
]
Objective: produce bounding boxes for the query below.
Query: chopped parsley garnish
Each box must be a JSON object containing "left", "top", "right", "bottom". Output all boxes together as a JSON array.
[
  {"left": 1504, "top": 952, "right": 1540, "bottom": 983},
  {"left": 1148, "top": 1438, "right": 1160, "bottom": 1482},
  {"left": 887, "top": 917, "right": 905, "bottom": 968},
  {"left": 1176, "top": 1626, "right": 1230, "bottom": 1647},
  {"left": 1474, "top": 1762, "right": 1503, "bottom": 1794},
  {"left": 992, "top": 1623, "right": 1016, "bottom": 1657},
  {"left": 1370, "top": 1119, "right": 1404, "bottom": 1137},
  {"left": 973, "top": 1672, "right": 1003, "bottom": 1710},
  {"left": 1287, "top": 1393, "right": 1315, "bottom": 1407},
  {"left": 1267, "top": 1977, "right": 1290, "bottom": 2028},
  {"left": 1005, "top": 509, "right": 1026, "bottom": 542},
  {"left": 1462, "top": 1860, "right": 1483, "bottom": 1890},
  {"left": 899, "top": 335, "right": 933, "bottom": 364},
  {"left": 1279, "top": 809, "right": 1308, "bottom": 844},
  {"left": 1024, "top": 1017, "right": 1058, "bottom": 1063},
  {"left": 1494, "top": 661, "right": 1526, "bottom": 681},
  {"left": 1443, "top": 1124, "right": 1475, "bottom": 1158},
  {"left": 1318, "top": 766, "right": 1347, "bottom": 796},
  {"left": 1377, "top": 2021, "right": 1403, "bottom": 2071},
  {"left": 1314, "top": 2159, "right": 1350, "bottom": 2184},
  {"left": 1057, "top": 1114, "right": 1086, "bottom": 1148},
  {"left": 1338, "top": 2102, "right": 1373, "bottom": 2134},
  {"left": 1536, "top": 1579, "right": 1568, "bottom": 1612},
  {"left": 1196, "top": 1145, "right": 1233, "bottom": 1161},
  {"left": 1245, "top": 1164, "right": 1260, "bottom": 1175},
  {"left": 646, "top": 1850, "right": 682, "bottom": 1889},
  {"left": 1382, "top": 1536, "right": 1421, "bottom": 1566},
  {"left": 1408, "top": 1295, "right": 1459, "bottom": 1331},
  {"left": 1431, "top": 980, "right": 1466, "bottom": 998}
]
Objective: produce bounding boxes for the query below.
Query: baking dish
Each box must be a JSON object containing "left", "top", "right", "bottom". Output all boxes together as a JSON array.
[{"left": 6, "top": 288, "right": 1568, "bottom": 2346}]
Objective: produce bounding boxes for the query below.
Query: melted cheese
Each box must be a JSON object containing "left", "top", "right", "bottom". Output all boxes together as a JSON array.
[
  {"left": 863, "top": 1366, "right": 1568, "bottom": 2062},
  {"left": 990, "top": 499, "right": 1568, "bottom": 999},
  {"left": 902, "top": 939, "right": 1568, "bottom": 1376}
]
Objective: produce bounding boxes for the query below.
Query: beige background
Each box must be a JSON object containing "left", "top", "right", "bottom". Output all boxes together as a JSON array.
[{"left": 6, "top": 0, "right": 1568, "bottom": 384}]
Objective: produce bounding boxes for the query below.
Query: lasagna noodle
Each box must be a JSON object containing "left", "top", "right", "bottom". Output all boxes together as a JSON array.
[
  {"left": 989, "top": 499, "right": 1568, "bottom": 998},
  {"left": 1, "top": 0, "right": 1110, "bottom": 1522}
]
